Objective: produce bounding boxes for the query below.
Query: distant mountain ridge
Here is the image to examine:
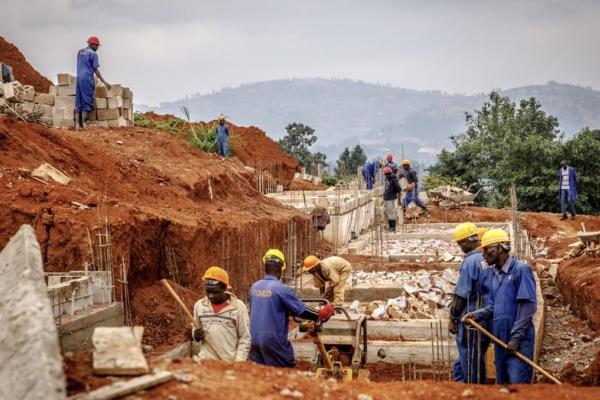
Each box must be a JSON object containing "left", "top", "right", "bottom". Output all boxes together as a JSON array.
[{"left": 137, "top": 79, "right": 600, "bottom": 164}]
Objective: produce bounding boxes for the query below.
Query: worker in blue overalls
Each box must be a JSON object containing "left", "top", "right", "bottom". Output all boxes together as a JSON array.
[
  {"left": 361, "top": 159, "right": 381, "bottom": 190},
  {"left": 462, "top": 229, "right": 537, "bottom": 384},
  {"left": 449, "top": 222, "right": 492, "bottom": 384},
  {"left": 215, "top": 114, "right": 229, "bottom": 157},
  {"left": 248, "top": 249, "right": 335, "bottom": 368},
  {"left": 76, "top": 36, "right": 111, "bottom": 130}
]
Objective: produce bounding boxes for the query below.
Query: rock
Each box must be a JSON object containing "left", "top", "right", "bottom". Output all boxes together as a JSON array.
[
  {"left": 554, "top": 357, "right": 561, "bottom": 363},
  {"left": 31, "top": 163, "right": 71, "bottom": 185},
  {"left": 548, "top": 263, "right": 559, "bottom": 281},
  {"left": 499, "top": 387, "right": 510, "bottom": 394},
  {"left": 168, "top": 396, "right": 178, "bottom": 400},
  {"left": 357, "top": 395, "right": 373, "bottom": 400},
  {"left": 462, "top": 388, "right": 474, "bottom": 398},
  {"left": 280, "top": 388, "right": 304, "bottom": 398},
  {"left": 117, "top": 140, "right": 124, "bottom": 145},
  {"left": 174, "top": 373, "right": 193, "bottom": 383},
  {"left": 581, "top": 334, "right": 593, "bottom": 342},
  {"left": 142, "top": 344, "right": 154, "bottom": 353},
  {"left": 441, "top": 252, "right": 455, "bottom": 262}
]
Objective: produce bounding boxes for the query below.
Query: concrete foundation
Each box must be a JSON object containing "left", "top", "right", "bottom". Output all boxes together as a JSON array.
[
  {"left": 0, "top": 225, "right": 67, "bottom": 400},
  {"left": 58, "top": 302, "right": 124, "bottom": 352}
]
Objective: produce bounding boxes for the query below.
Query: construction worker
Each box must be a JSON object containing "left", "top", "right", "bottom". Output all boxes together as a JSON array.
[
  {"left": 383, "top": 166, "right": 401, "bottom": 232},
  {"left": 216, "top": 114, "right": 229, "bottom": 157},
  {"left": 191, "top": 266, "right": 251, "bottom": 361},
  {"left": 303, "top": 255, "right": 353, "bottom": 305},
  {"left": 249, "top": 249, "right": 335, "bottom": 368},
  {"left": 462, "top": 230, "right": 537, "bottom": 384},
  {"left": 361, "top": 159, "right": 380, "bottom": 190},
  {"left": 385, "top": 153, "right": 399, "bottom": 174},
  {"left": 399, "top": 160, "right": 429, "bottom": 216},
  {"left": 558, "top": 160, "right": 577, "bottom": 220},
  {"left": 76, "top": 36, "right": 111, "bottom": 130},
  {"left": 449, "top": 223, "right": 492, "bottom": 384}
]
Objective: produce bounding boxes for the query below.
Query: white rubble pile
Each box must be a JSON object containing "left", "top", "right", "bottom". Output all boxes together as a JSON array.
[
  {"left": 363, "top": 238, "right": 462, "bottom": 258},
  {"left": 347, "top": 268, "right": 459, "bottom": 320}
]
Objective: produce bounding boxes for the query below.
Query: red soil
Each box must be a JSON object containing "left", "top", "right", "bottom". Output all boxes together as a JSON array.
[
  {"left": 288, "top": 179, "right": 328, "bottom": 191},
  {"left": 0, "top": 36, "right": 52, "bottom": 92}
]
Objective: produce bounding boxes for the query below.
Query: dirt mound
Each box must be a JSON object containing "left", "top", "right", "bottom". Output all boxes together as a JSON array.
[
  {"left": 558, "top": 256, "right": 600, "bottom": 330},
  {"left": 0, "top": 116, "right": 310, "bottom": 348},
  {"left": 0, "top": 36, "right": 51, "bottom": 92},
  {"left": 288, "top": 179, "right": 328, "bottom": 191},
  {"left": 423, "top": 204, "right": 510, "bottom": 223}
]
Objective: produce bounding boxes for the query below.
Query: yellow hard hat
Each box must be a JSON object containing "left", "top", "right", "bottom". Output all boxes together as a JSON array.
[
  {"left": 402, "top": 159, "right": 410, "bottom": 165},
  {"left": 203, "top": 266, "right": 232, "bottom": 289},
  {"left": 477, "top": 227, "right": 488, "bottom": 241},
  {"left": 481, "top": 229, "right": 510, "bottom": 248},
  {"left": 453, "top": 222, "right": 479, "bottom": 242},
  {"left": 303, "top": 255, "right": 321, "bottom": 272},
  {"left": 263, "top": 248, "right": 286, "bottom": 271}
]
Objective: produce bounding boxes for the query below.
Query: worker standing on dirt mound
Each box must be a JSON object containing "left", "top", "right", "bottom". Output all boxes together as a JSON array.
[
  {"left": 192, "top": 266, "right": 251, "bottom": 361},
  {"left": 385, "top": 153, "right": 399, "bottom": 174},
  {"left": 399, "top": 160, "right": 429, "bottom": 216},
  {"left": 215, "top": 114, "right": 229, "bottom": 157},
  {"left": 361, "top": 159, "right": 380, "bottom": 190},
  {"left": 75, "top": 36, "right": 111, "bottom": 130},
  {"left": 383, "top": 166, "right": 401, "bottom": 232},
  {"left": 558, "top": 160, "right": 577, "bottom": 221},
  {"left": 249, "top": 249, "right": 335, "bottom": 368},
  {"left": 462, "top": 230, "right": 537, "bottom": 384},
  {"left": 303, "top": 255, "right": 353, "bottom": 305},
  {"left": 449, "top": 223, "right": 492, "bottom": 384}
]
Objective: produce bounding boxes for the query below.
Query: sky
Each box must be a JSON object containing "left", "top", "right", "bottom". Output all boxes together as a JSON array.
[{"left": 2, "top": 0, "right": 599, "bottom": 105}]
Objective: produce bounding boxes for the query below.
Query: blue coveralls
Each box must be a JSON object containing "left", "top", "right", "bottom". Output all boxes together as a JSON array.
[
  {"left": 216, "top": 124, "right": 229, "bottom": 157},
  {"left": 362, "top": 161, "right": 377, "bottom": 190},
  {"left": 75, "top": 47, "right": 99, "bottom": 113},
  {"left": 558, "top": 166, "right": 577, "bottom": 218},
  {"left": 453, "top": 250, "right": 493, "bottom": 383},
  {"left": 248, "top": 275, "right": 306, "bottom": 367},
  {"left": 474, "top": 257, "right": 537, "bottom": 384}
]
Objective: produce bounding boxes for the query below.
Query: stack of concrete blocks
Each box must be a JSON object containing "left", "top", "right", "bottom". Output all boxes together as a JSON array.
[
  {"left": 51, "top": 73, "right": 134, "bottom": 128},
  {"left": 0, "top": 80, "right": 55, "bottom": 125}
]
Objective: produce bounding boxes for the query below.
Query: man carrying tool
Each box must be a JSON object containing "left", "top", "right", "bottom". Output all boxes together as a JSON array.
[
  {"left": 448, "top": 223, "right": 492, "bottom": 384},
  {"left": 462, "top": 229, "right": 537, "bottom": 384},
  {"left": 215, "top": 114, "right": 229, "bottom": 157},
  {"left": 303, "top": 255, "right": 353, "bottom": 305},
  {"left": 399, "top": 160, "right": 429, "bottom": 216},
  {"left": 383, "top": 166, "right": 401, "bottom": 232},
  {"left": 191, "top": 266, "right": 251, "bottom": 361},
  {"left": 361, "top": 159, "right": 381, "bottom": 190},
  {"left": 76, "top": 36, "right": 111, "bottom": 130},
  {"left": 249, "top": 249, "right": 335, "bottom": 368}
]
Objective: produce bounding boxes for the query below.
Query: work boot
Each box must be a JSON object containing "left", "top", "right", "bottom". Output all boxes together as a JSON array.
[
  {"left": 571, "top": 215, "right": 576, "bottom": 220},
  {"left": 390, "top": 220, "right": 396, "bottom": 233},
  {"left": 560, "top": 215, "right": 567, "bottom": 221},
  {"left": 75, "top": 112, "right": 83, "bottom": 130},
  {"left": 81, "top": 111, "right": 90, "bottom": 128},
  {"left": 388, "top": 220, "right": 394, "bottom": 232}
]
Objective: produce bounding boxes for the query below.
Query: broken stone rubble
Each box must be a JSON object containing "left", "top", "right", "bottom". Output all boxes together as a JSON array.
[{"left": 363, "top": 238, "right": 462, "bottom": 257}]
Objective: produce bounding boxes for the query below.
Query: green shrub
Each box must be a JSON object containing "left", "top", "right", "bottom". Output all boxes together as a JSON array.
[{"left": 321, "top": 174, "right": 337, "bottom": 186}]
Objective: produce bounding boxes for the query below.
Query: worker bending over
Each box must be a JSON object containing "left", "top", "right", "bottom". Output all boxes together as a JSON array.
[
  {"left": 303, "top": 255, "right": 353, "bottom": 305},
  {"left": 361, "top": 159, "right": 381, "bottom": 190},
  {"left": 449, "top": 223, "right": 492, "bottom": 384},
  {"left": 399, "top": 160, "right": 428, "bottom": 215},
  {"left": 76, "top": 36, "right": 110, "bottom": 130},
  {"left": 249, "top": 249, "right": 334, "bottom": 368},
  {"left": 383, "top": 166, "right": 401, "bottom": 232},
  {"left": 191, "top": 266, "right": 250, "bottom": 361},
  {"left": 462, "top": 230, "right": 537, "bottom": 384}
]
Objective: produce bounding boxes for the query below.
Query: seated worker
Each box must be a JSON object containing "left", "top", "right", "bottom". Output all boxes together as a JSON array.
[{"left": 303, "top": 255, "right": 353, "bottom": 305}]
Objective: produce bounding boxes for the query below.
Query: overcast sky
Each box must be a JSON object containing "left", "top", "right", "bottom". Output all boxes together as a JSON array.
[{"left": 3, "top": 0, "right": 599, "bottom": 105}]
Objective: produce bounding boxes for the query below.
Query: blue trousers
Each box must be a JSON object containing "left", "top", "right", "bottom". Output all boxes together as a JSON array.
[
  {"left": 560, "top": 189, "right": 576, "bottom": 217},
  {"left": 404, "top": 188, "right": 426, "bottom": 209},
  {"left": 249, "top": 338, "right": 296, "bottom": 368},
  {"left": 217, "top": 135, "right": 228, "bottom": 157},
  {"left": 75, "top": 77, "right": 95, "bottom": 112},
  {"left": 494, "top": 321, "right": 534, "bottom": 384},
  {"left": 452, "top": 323, "right": 489, "bottom": 383},
  {"left": 363, "top": 173, "right": 374, "bottom": 190}
]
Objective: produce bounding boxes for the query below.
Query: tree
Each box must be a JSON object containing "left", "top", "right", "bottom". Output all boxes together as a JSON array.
[
  {"left": 335, "top": 145, "right": 367, "bottom": 179},
  {"left": 349, "top": 145, "right": 367, "bottom": 174},
  {"left": 278, "top": 123, "right": 326, "bottom": 175},
  {"left": 335, "top": 147, "right": 351, "bottom": 178},
  {"left": 562, "top": 128, "right": 600, "bottom": 214},
  {"left": 428, "top": 92, "right": 562, "bottom": 210}
]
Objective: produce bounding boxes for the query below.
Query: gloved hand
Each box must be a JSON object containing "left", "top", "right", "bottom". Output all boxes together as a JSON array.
[
  {"left": 506, "top": 343, "right": 518, "bottom": 356},
  {"left": 448, "top": 319, "right": 458, "bottom": 335},
  {"left": 461, "top": 312, "right": 476, "bottom": 323},
  {"left": 191, "top": 326, "right": 206, "bottom": 342},
  {"left": 318, "top": 304, "right": 335, "bottom": 322}
]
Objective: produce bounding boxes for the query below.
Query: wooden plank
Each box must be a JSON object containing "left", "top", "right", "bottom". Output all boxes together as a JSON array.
[
  {"left": 92, "top": 326, "right": 149, "bottom": 375},
  {"left": 69, "top": 370, "right": 174, "bottom": 400}
]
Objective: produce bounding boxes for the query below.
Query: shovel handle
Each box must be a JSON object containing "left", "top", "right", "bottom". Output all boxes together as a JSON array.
[{"left": 464, "top": 318, "right": 561, "bottom": 385}]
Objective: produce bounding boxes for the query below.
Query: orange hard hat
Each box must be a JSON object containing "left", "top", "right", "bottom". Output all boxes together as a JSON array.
[
  {"left": 87, "top": 36, "right": 101, "bottom": 46},
  {"left": 202, "top": 266, "right": 231, "bottom": 289},
  {"left": 303, "top": 255, "right": 321, "bottom": 272}
]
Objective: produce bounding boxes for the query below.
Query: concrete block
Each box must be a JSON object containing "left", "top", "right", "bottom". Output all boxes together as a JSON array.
[
  {"left": 110, "top": 84, "right": 123, "bottom": 97},
  {"left": 60, "top": 303, "right": 124, "bottom": 351},
  {"left": 0, "top": 225, "right": 67, "bottom": 400},
  {"left": 97, "top": 108, "right": 120, "bottom": 121},
  {"left": 108, "top": 117, "right": 127, "bottom": 127},
  {"left": 95, "top": 85, "right": 109, "bottom": 97},
  {"left": 123, "top": 97, "right": 132, "bottom": 109},
  {"left": 22, "top": 101, "right": 35, "bottom": 113},
  {"left": 93, "top": 326, "right": 149, "bottom": 375},
  {"left": 34, "top": 93, "right": 55, "bottom": 106},
  {"left": 122, "top": 87, "right": 131, "bottom": 99},
  {"left": 2, "top": 82, "right": 18, "bottom": 102},
  {"left": 37, "top": 103, "right": 54, "bottom": 118},
  {"left": 107, "top": 96, "right": 123, "bottom": 109},
  {"left": 95, "top": 97, "right": 108, "bottom": 109},
  {"left": 49, "top": 85, "right": 58, "bottom": 95},
  {"left": 57, "top": 85, "right": 76, "bottom": 96},
  {"left": 21, "top": 85, "right": 35, "bottom": 102},
  {"left": 97, "top": 120, "right": 110, "bottom": 128},
  {"left": 57, "top": 73, "right": 75, "bottom": 86},
  {"left": 54, "top": 95, "right": 76, "bottom": 109}
]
